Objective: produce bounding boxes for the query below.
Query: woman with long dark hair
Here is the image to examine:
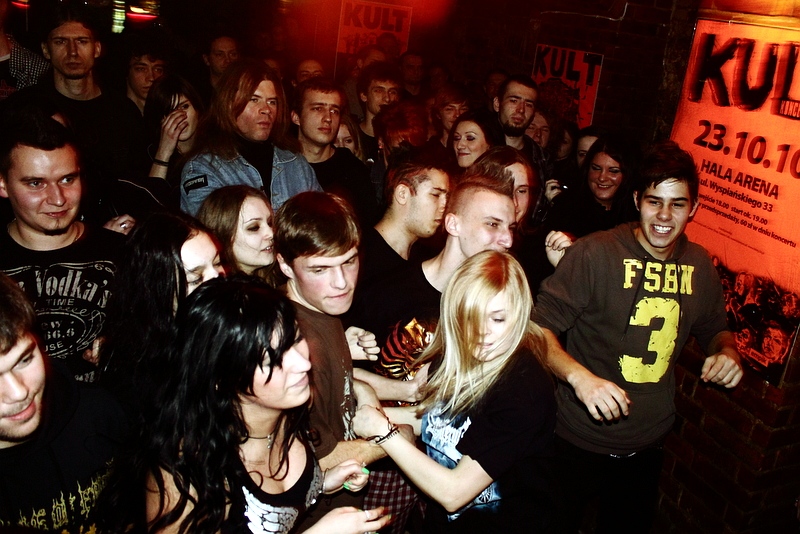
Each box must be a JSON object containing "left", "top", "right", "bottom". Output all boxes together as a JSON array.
[
  {"left": 198, "top": 185, "right": 279, "bottom": 285},
  {"left": 98, "top": 211, "right": 224, "bottom": 416},
  {"left": 545, "top": 134, "right": 640, "bottom": 238},
  {"left": 141, "top": 276, "right": 388, "bottom": 533},
  {"left": 143, "top": 74, "right": 206, "bottom": 188},
  {"left": 448, "top": 109, "right": 505, "bottom": 171}
]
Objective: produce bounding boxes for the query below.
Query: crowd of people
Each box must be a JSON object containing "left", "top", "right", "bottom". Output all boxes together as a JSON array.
[{"left": 0, "top": 3, "right": 747, "bottom": 533}]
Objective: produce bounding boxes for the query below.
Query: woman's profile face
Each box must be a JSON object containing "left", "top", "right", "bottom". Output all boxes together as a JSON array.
[
  {"left": 232, "top": 196, "right": 274, "bottom": 274},
  {"left": 476, "top": 290, "right": 514, "bottom": 361},
  {"left": 246, "top": 331, "right": 312, "bottom": 412},
  {"left": 507, "top": 162, "right": 532, "bottom": 224},
  {"left": 453, "top": 120, "right": 490, "bottom": 168},
  {"left": 172, "top": 94, "right": 199, "bottom": 142},
  {"left": 181, "top": 231, "right": 225, "bottom": 294},
  {"left": 587, "top": 152, "right": 623, "bottom": 209},
  {"left": 334, "top": 124, "right": 356, "bottom": 154}
]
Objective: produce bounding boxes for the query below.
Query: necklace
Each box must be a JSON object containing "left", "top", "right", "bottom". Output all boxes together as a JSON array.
[{"left": 247, "top": 430, "right": 275, "bottom": 449}]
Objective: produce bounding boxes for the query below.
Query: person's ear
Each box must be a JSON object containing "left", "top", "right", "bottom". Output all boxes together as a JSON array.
[
  {"left": 291, "top": 110, "right": 301, "bottom": 126},
  {"left": 395, "top": 184, "right": 410, "bottom": 205},
  {"left": 444, "top": 212, "right": 459, "bottom": 237},
  {"left": 633, "top": 191, "right": 640, "bottom": 212},
  {"left": 689, "top": 200, "right": 699, "bottom": 217},
  {"left": 41, "top": 42, "right": 51, "bottom": 61},
  {"left": 0, "top": 176, "right": 8, "bottom": 199},
  {"left": 277, "top": 254, "right": 295, "bottom": 280},
  {"left": 94, "top": 41, "right": 101, "bottom": 59},
  {"left": 493, "top": 97, "right": 500, "bottom": 113},
  {"left": 202, "top": 54, "right": 210, "bottom": 67}
]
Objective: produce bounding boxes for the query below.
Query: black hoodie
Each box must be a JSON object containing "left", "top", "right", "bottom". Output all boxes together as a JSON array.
[{"left": 0, "top": 361, "right": 128, "bottom": 532}]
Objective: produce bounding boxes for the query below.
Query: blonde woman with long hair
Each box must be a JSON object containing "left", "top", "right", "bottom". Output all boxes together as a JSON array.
[{"left": 353, "top": 251, "right": 556, "bottom": 532}]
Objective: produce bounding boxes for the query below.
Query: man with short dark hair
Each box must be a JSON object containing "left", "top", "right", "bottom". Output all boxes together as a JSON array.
[
  {"left": 203, "top": 34, "right": 239, "bottom": 91},
  {"left": 0, "top": 110, "right": 124, "bottom": 382},
  {"left": 494, "top": 75, "right": 551, "bottom": 220},
  {"left": 356, "top": 160, "right": 449, "bottom": 287},
  {"left": 0, "top": 272, "right": 127, "bottom": 531},
  {"left": 343, "top": 44, "right": 386, "bottom": 121},
  {"left": 292, "top": 57, "right": 324, "bottom": 87},
  {"left": 533, "top": 141, "right": 743, "bottom": 533},
  {"left": 399, "top": 51, "right": 424, "bottom": 99},
  {"left": 291, "top": 78, "right": 376, "bottom": 227},
  {"left": 357, "top": 61, "right": 402, "bottom": 200},
  {"left": 123, "top": 32, "right": 168, "bottom": 115}
]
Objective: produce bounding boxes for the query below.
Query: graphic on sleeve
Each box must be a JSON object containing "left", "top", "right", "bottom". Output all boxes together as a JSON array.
[
  {"left": 619, "top": 297, "right": 680, "bottom": 383},
  {"left": 242, "top": 487, "right": 300, "bottom": 534},
  {"left": 342, "top": 369, "right": 357, "bottom": 440},
  {"left": 422, "top": 408, "right": 502, "bottom": 521}
]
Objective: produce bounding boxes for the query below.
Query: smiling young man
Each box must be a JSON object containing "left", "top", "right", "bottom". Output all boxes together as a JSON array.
[
  {"left": 0, "top": 273, "right": 127, "bottom": 531},
  {"left": 532, "top": 141, "right": 743, "bottom": 533},
  {"left": 291, "top": 78, "right": 376, "bottom": 227},
  {"left": 0, "top": 110, "right": 123, "bottom": 382}
]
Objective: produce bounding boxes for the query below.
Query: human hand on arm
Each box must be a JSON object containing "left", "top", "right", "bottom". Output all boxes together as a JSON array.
[
  {"left": 701, "top": 331, "right": 743, "bottom": 388},
  {"left": 544, "top": 230, "right": 574, "bottom": 268},
  {"left": 345, "top": 326, "right": 379, "bottom": 361},
  {"left": 541, "top": 327, "right": 631, "bottom": 421},
  {"left": 323, "top": 458, "right": 370, "bottom": 494},
  {"left": 353, "top": 404, "right": 492, "bottom": 512},
  {"left": 317, "top": 438, "right": 390, "bottom": 471},
  {"left": 384, "top": 406, "right": 422, "bottom": 436},
  {"left": 353, "top": 364, "right": 429, "bottom": 402},
  {"left": 303, "top": 506, "right": 390, "bottom": 534},
  {"left": 352, "top": 379, "right": 382, "bottom": 411}
]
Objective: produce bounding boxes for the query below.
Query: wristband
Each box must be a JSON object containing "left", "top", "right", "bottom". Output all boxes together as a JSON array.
[
  {"left": 373, "top": 424, "right": 400, "bottom": 445},
  {"left": 153, "top": 158, "right": 170, "bottom": 167}
]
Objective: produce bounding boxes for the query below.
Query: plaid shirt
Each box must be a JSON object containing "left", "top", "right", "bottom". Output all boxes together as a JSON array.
[{"left": 6, "top": 35, "right": 50, "bottom": 90}]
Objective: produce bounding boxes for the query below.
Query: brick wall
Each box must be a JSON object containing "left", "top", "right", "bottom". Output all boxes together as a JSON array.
[{"left": 658, "top": 340, "right": 800, "bottom": 533}]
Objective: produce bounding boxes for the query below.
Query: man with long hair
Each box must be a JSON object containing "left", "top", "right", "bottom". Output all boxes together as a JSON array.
[{"left": 181, "top": 60, "right": 320, "bottom": 215}]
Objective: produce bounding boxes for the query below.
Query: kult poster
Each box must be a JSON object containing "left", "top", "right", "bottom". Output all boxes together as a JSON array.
[
  {"left": 532, "top": 44, "right": 603, "bottom": 128},
  {"left": 671, "top": 19, "right": 800, "bottom": 384},
  {"left": 336, "top": 0, "right": 411, "bottom": 75}
]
